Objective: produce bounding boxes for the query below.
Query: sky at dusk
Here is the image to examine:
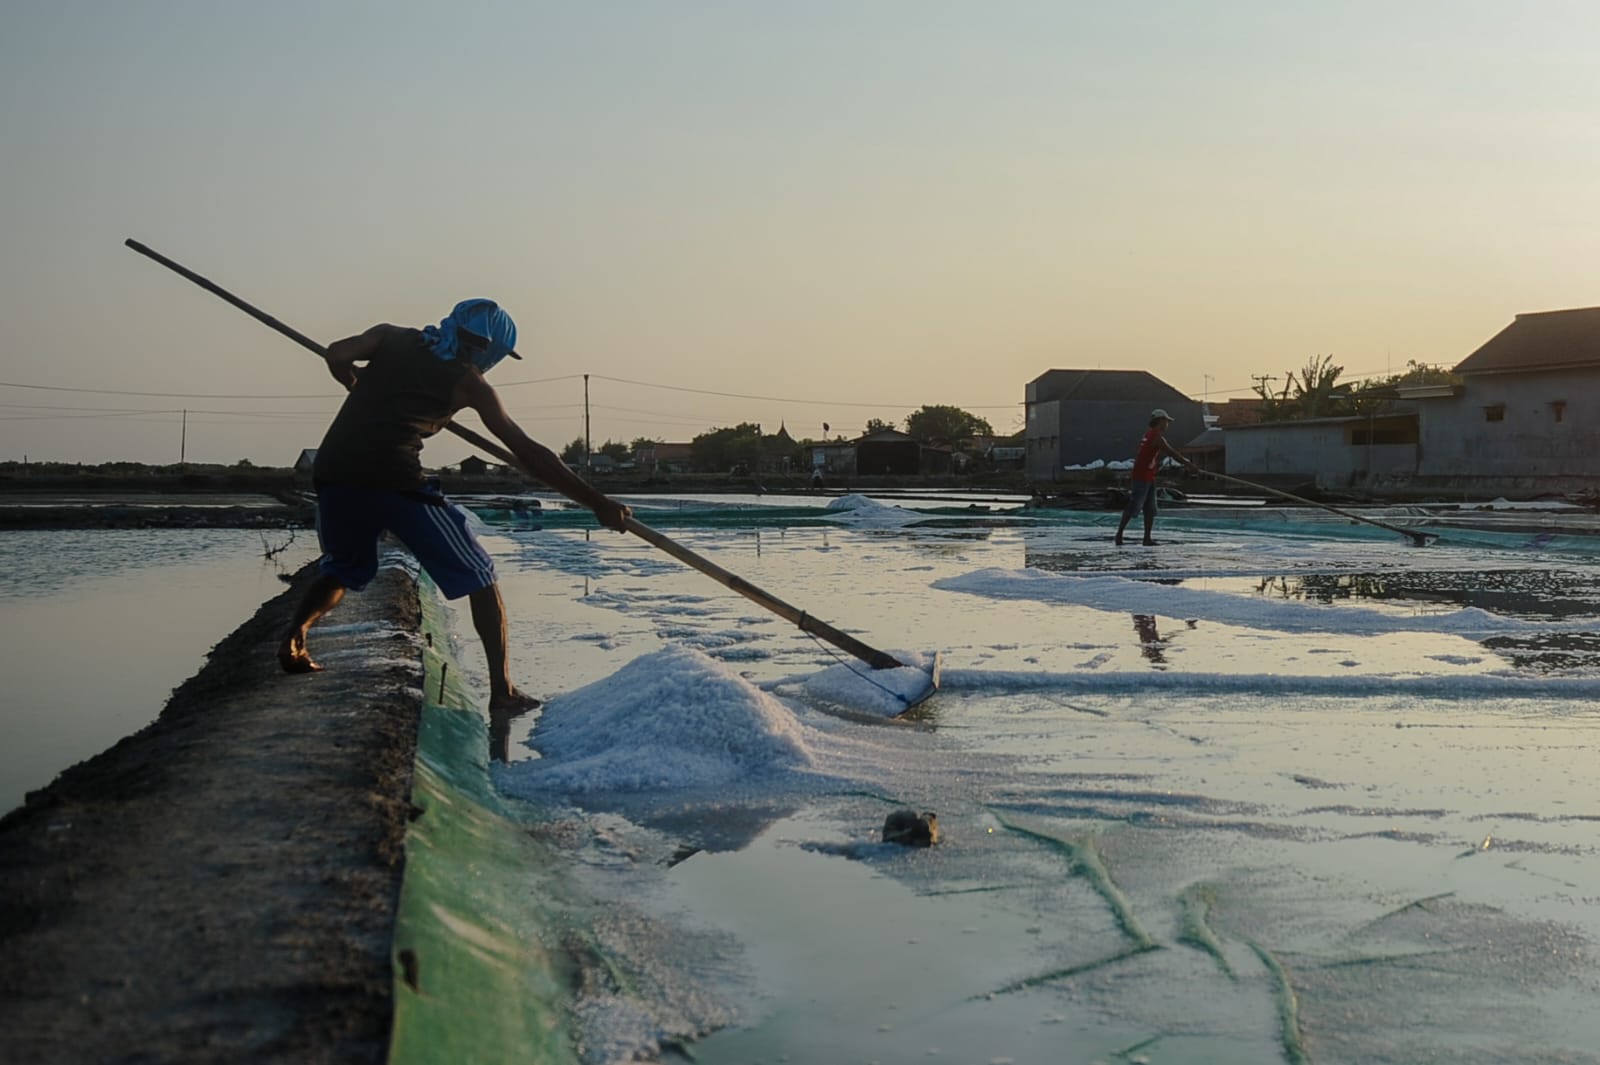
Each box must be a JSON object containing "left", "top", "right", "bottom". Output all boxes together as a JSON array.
[{"left": 3, "top": 2, "right": 1598, "bottom": 466}]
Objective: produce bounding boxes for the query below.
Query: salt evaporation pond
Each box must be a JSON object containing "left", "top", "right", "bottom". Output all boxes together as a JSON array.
[
  {"left": 11, "top": 496, "right": 1600, "bottom": 1063},
  {"left": 446, "top": 494, "right": 1600, "bottom": 1065}
]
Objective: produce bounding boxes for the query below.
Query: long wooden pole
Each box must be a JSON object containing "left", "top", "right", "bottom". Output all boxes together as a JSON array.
[
  {"left": 1190, "top": 466, "right": 1435, "bottom": 547},
  {"left": 124, "top": 238, "right": 911, "bottom": 671}
]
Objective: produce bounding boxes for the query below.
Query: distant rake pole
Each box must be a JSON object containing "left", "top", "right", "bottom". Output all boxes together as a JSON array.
[{"left": 1190, "top": 466, "right": 1435, "bottom": 547}]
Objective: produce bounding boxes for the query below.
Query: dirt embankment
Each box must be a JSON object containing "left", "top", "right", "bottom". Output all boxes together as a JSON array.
[
  {"left": 0, "top": 562, "right": 423, "bottom": 1064},
  {"left": 0, "top": 502, "right": 315, "bottom": 530},
  {"left": 0, "top": 485, "right": 315, "bottom": 530}
]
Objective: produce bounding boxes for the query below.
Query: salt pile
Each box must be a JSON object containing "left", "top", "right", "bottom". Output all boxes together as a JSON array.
[{"left": 507, "top": 645, "right": 818, "bottom": 793}]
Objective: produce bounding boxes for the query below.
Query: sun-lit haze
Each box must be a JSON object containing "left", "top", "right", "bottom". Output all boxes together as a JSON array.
[{"left": 4, "top": 2, "right": 1598, "bottom": 466}]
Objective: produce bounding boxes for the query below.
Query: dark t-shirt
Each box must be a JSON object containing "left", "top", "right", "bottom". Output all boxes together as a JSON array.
[{"left": 313, "top": 328, "right": 469, "bottom": 490}]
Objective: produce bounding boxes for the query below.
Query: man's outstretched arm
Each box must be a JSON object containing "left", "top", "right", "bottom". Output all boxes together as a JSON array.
[{"left": 458, "top": 373, "right": 631, "bottom": 531}]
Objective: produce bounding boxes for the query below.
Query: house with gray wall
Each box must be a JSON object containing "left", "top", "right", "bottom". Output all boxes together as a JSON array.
[
  {"left": 1224, "top": 306, "right": 1600, "bottom": 497},
  {"left": 1024, "top": 369, "right": 1203, "bottom": 483},
  {"left": 1413, "top": 307, "right": 1600, "bottom": 494},
  {"left": 1223, "top": 412, "right": 1421, "bottom": 488}
]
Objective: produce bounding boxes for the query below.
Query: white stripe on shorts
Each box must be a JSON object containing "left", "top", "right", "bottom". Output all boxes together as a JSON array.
[{"left": 424, "top": 502, "right": 495, "bottom": 586}]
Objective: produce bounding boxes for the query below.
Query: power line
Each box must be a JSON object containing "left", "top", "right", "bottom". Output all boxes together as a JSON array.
[
  {"left": 587, "top": 403, "right": 749, "bottom": 426},
  {"left": 0, "top": 401, "right": 336, "bottom": 415},
  {"left": 0, "top": 372, "right": 1017, "bottom": 411},
  {"left": 0, "top": 410, "right": 185, "bottom": 422},
  {"left": 0, "top": 402, "right": 184, "bottom": 414},
  {"left": 3, "top": 362, "right": 1432, "bottom": 439},
  {"left": 0, "top": 380, "right": 342, "bottom": 400},
  {"left": 587, "top": 373, "right": 1020, "bottom": 410},
  {"left": 0, "top": 407, "right": 334, "bottom": 423},
  {"left": 490, "top": 373, "right": 586, "bottom": 389}
]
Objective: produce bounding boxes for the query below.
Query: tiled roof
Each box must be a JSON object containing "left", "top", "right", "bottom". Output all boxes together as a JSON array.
[
  {"left": 1454, "top": 307, "right": 1600, "bottom": 375},
  {"left": 1028, "top": 369, "right": 1192, "bottom": 403}
]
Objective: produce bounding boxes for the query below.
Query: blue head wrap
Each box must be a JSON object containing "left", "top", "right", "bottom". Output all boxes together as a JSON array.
[{"left": 421, "top": 299, "right": 521, "bottom": 373}]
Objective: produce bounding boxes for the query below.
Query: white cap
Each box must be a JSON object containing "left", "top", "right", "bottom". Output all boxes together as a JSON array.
[{"left": 1150, "top": 408, "right": 1171, "bottom": 421}]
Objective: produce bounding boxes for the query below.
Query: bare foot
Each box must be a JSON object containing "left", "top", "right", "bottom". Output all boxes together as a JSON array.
[
  {"left": 488, "top": 690, "right": 542, "bottom": 762},
  {"left": 489, "top": 689, "right": 543, "bottom": 715},
  {"left": 277, "top": 634, "right": 324, "bottom": 674}
]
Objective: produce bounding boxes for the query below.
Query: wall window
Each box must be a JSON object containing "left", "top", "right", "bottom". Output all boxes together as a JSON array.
[
  {"left": 1483, "top": 403, "right": 1505, "bottom": 423},
  {"left": 1551, "top": 400, "right": 1566, "bottom": 423}
]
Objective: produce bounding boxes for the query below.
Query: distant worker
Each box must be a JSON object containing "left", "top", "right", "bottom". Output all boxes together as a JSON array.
[
  {"left": 278, "top": 299, "right": 632, "bottom": 730},
  {"left": 1114, "top": 408, "right": 1192, "bottom": 546}
]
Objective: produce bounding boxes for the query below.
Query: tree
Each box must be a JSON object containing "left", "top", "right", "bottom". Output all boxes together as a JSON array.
[
  {"left": 1286, "top": 353, "right": 1349, "bottom": 419},
  {"left": 1250, "top": 354, "right": 1352, "bottom": 421},
  {"left": 597, "top": 440, "right": 630, "bottom": 462},
  {"left": 1355, "top": 360, "right": 1459, "bottom": 395},
  {"left": 863, "top": 417, "right": 898, "bottom": 435},
  {"left": 559, "top": 437, "right": 586, "bottom": 464},
  {"left": 1395, "top": 359, "right": 1457, "bottom": 387},
  {"left": 691, "top": 422, "right": 764, "bottom": 472},
  {"left": 904, "top": 404, "right": 993, "bottom": 447},
  {"left": 1341, "top": 360, "right": 1462, "bottom": 417},
  {"left": 630, "top": 436, "right": 661, "bottom": 460}
]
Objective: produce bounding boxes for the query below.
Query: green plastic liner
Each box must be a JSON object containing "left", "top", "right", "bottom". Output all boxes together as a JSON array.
[{"left": 387, "top": 580, "right": 579, "bottom": 1065}]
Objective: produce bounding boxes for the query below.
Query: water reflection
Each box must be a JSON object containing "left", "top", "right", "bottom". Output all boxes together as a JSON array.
[
  {"left": 1026, "top": 546, "right": 1179, "bottom": 575},
  {"left": 1481, "top": 632, "right": 1600, "bottom": 672},
  {"left": 1253, "top": 570, "right": 1600, "bottom": 620},
  {"left": 1133, "top": 614, "right": 1167, "bottom": 666}
]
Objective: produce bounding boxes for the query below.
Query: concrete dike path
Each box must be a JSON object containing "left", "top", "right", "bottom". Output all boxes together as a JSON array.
[{"left": 0, "top": 561, "right": 574, "bottom": 1064}]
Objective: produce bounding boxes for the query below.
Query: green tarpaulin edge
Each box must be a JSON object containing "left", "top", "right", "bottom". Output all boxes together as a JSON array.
[{"left": 386, "top": 577, "right": 579, "bottom": 1065}]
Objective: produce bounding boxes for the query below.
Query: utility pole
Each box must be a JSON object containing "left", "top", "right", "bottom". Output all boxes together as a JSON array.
[
  {"left": 1250, "top": 374, "right": 1277, "bottom": 395},
  {"left": 180, "top": 408, "right": 187, "bottom": 465},
  {"left": 1367, "top": 404, "right": 1375, "bottom": 482},
  {"left": 583, "top": 374, "right": 591, "bottom": 470}
]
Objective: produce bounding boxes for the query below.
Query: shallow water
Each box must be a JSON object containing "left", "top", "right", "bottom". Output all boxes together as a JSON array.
[
  {"left": 467, "top": 497, "right": 1600, "bottom": 1064},
  {"left": 12, "top": 499, "right": 1600, "bottom": 1062},
  {"left": 0, "top": 528, "right": 319, "bottom": 811}
]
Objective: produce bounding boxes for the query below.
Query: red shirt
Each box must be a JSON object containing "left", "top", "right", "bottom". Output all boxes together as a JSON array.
[{"left": 1130, "top": 427, "right": 1165, "bottom": 482}]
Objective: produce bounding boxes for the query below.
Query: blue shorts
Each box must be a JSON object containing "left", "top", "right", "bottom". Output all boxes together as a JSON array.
[
  {"left": 1121, "top": 480, "right": 1159, "bottom": 521},
  {"left": 314, "top": 483, "right": 496, "bottom": 600}
]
